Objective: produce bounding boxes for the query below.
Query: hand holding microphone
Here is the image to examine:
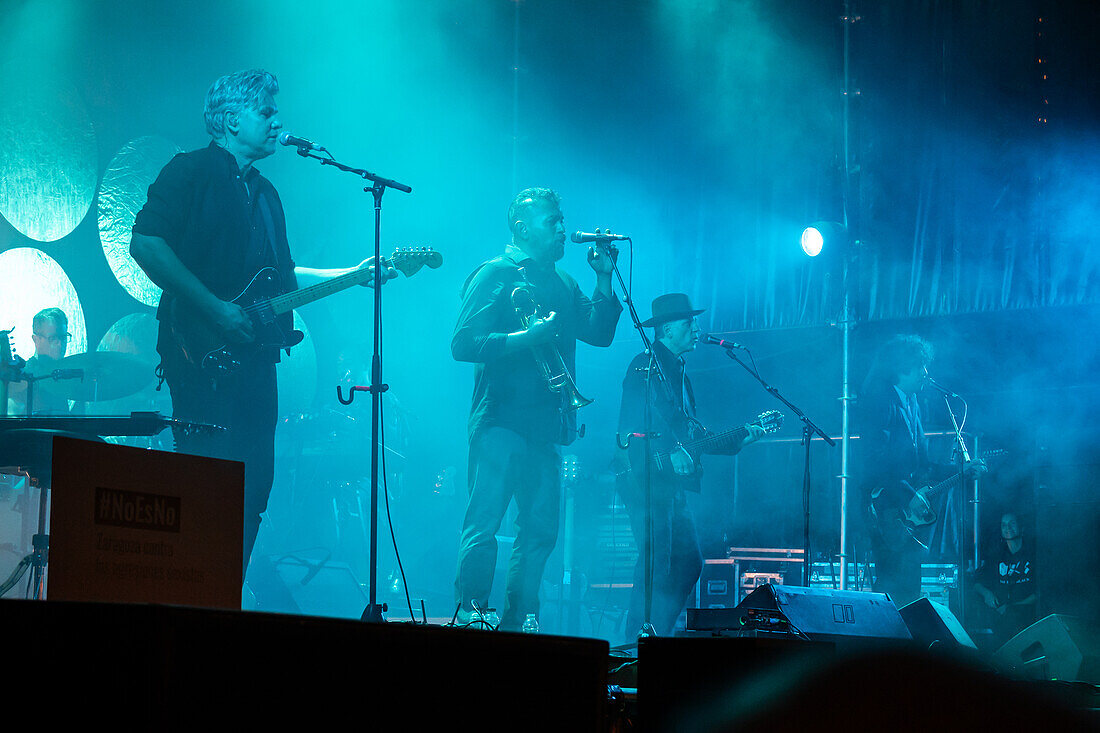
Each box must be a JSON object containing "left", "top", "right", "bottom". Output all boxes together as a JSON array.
[{"left": 584, "top": 228, "right": 620, "bottom": 275}]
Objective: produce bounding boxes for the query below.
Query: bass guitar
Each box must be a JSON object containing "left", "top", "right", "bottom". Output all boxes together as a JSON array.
[
  {"left": 166, "top": 247, "right": 442, "bottom": 377},
  {"left": 869, "top": 448, "right": 1006, "bottom": 551}
]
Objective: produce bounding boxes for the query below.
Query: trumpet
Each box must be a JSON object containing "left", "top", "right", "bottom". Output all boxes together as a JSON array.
[{"left": 511, "top": 286, "right": 593, "bottom": 411}]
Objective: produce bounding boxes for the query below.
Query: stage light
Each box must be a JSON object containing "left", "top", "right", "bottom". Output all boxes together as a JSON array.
[
  {"left": 801, "top": 227, "right": 824, "bottom": 257},
  {"left": 800, "top": 221, "right": 847, "bottom": 257}
]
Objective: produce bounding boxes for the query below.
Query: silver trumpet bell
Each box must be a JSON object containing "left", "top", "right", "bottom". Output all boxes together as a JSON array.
[{"left": 511, "top": 286, "right": 593, "bottom": 411}]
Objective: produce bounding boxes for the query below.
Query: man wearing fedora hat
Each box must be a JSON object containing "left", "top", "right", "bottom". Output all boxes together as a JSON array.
[{"left": 617, "top": 293, "right": 765, "bottom": 636}]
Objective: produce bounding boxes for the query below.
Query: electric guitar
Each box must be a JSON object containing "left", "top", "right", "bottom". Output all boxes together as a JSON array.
[
  {"left": 869, "top": 448, "right": 1006, "bottom": 551},
  {"left": 166, "top": 247, "right": 442, "bottom": 377},
  {"left": 627, "top": 409, "right": 784, "bottom": 491},
  {"left": 0, "top": 329, "right": 20, "bottom": 415}
]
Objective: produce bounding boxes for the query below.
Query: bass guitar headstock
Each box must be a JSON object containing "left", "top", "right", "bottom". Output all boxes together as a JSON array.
[
  {"left": 752, "top": 409, "right": 784, "bottom": 434},
  {"left": 388, "top": 246, "right": 443, "bottom": 277}
]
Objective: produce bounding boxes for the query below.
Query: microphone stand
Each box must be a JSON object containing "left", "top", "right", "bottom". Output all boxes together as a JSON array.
[
  {"left": 939, "top": 389, "right": 971, "bottom": 625},
  {"left": 712, "top": 345, "right": 834, "bottom": 585},
  {"left": 296, "top": 145, "right": 411, "bottom": 624},
  {"left": 604, "top": 240, "right": 675, "bottom": 639}
]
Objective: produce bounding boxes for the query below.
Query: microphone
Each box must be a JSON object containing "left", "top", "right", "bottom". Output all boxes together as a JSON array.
[
  {"left": 925, "top": 378, "right": 959, "bottom": 398},
  {"left": 571, "top": 231, "right": 629, "bottom": 244},
  {"left": 277, "top": 132, "right": 326, "bottom": 151},
  {"left": 702, "top": 334, "right": 747, "bottom": 350}
]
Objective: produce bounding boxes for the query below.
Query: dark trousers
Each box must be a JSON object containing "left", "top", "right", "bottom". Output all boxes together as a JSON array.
[
  {"left": 871, "top": 536, "right": 924, "bottom": 608},
  {"left": 620, "top": 479, "right": 703, "bottom": 636},
  {"left": 455, "top": 426, "right": 560, "bottom": 631},
  {"left": 165, "top": 360, "right": 278, "bottom": 579}
]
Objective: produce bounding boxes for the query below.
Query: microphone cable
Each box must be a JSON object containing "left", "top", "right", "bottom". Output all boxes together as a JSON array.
[{"left": 377, "top": 288, "right": 418, "bottom": 623}]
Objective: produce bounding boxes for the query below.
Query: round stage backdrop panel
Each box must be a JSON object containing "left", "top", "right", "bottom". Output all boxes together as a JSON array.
[
  {"left": 0, "top": 247, "right": 87, "bottom": 360},
  {"left": 0, "top": 75, "right": 97, "bottom": 242},
  {"left": 96, "top": 312, "right": 171, "bottom": 445},
  {"left": 98, "top": 136, "right": 183, "bottom": 306}
]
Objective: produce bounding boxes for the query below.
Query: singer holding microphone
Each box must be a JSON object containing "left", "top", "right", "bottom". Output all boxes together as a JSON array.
[
  {"left": 130, "top": 68, "right": 394, "bottom": 583},
  {"left": 451, "top": 187, "right": 622, "bottom": 631}
]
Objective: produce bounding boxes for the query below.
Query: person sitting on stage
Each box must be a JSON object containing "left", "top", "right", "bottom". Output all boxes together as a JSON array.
[
  {"left": 616, "top": 294, "right": 766, "bottom": 637},
  {"left": 974, "top": 511, "right": 1038, "bottom": 646},
  {"left": 130, "top": 68, "right": 394, "bottom": 583},
  {"left": 451, "top": 186, "right": 622, "bottom": 631}
]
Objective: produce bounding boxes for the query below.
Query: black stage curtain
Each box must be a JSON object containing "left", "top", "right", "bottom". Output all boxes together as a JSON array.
[{"left": 701, "top": 0, "right": 1100, "bottom": 333}]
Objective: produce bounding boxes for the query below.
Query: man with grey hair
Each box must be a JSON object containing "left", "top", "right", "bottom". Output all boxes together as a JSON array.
[
  {"left": 6, "top": 307, "right": 78, "bottom": 415},
  {"left": 131, "top": 69, "right": 392, "bottom": 585},
  {"left": 451, "top": 186, "right": 622, "bottom": 630}
]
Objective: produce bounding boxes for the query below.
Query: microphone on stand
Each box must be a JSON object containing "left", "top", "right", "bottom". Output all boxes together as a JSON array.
[
  {"left": 277, "top": 132, "right": 327, "bottom": 152},
  {"left": 571, "top": 231, "right": 630, "bottom": 244},
  {"left": 925, "top": 378, "right": 960, "bottom": 398},
  {"left": 701, "top": 334, "right": 748, "bottom": 351}
]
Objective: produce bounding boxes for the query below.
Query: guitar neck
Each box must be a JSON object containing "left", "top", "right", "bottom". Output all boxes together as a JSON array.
[
  {"left": 683, "top": 425, "right": 748, "bottom": 455},
  {"left": 924, "top": 472, "right": 963, "bottom": 501},
  {"left": 267, "top": 266, "right": 372, "bottom": 315}
]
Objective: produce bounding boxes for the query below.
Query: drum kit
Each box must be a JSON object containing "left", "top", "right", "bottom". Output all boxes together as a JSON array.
[{"left": 0, "top": 346, "right": 195, "bottom": 598}]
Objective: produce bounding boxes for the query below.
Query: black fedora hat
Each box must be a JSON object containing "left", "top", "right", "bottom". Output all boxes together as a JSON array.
[{"left": 640, "top": 293, "right": 705, "bottom": 327}]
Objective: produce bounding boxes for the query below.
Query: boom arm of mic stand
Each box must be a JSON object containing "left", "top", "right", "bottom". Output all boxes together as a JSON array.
[
  {"left": 718, "top": 349, "right": 834, "bottom": 446},
  {"left": 295, "top": 148, "right": 412, "bottom": 194},
  {"left": 718, "top": 347, "right": 833, "bottom": 588}
]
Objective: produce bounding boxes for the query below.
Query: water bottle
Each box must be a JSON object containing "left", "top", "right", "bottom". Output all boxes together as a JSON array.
[{"left": 521, "top": 613, "right": 539, "bottom": 633}]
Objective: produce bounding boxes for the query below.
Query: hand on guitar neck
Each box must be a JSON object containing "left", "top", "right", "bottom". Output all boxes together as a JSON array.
[
  {"left": 170, "top": 247, "right": 443, "bottom": 376},
  {"left": 294, "top": 255, "right": 398, "bottom": 291},
  {"left": 206, "top": 256, "right": 393, "bottom": 344}
]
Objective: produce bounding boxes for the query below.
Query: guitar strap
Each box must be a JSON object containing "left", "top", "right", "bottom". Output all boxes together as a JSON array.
[
  {"left": 257, "top": 194, "right": 280, "bottom": 269},
  {"left": 683, "top": 372, "right": 697, "bottom": 418}
]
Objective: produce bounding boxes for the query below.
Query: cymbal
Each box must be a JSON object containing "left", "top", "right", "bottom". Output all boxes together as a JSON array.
[{"left": 27, "top": 351, "right": 155, "bottom": 402}]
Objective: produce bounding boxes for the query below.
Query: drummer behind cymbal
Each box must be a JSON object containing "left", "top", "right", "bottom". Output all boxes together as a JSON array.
[{"left": 12, "top": 308, "right": 83, "bottom": 416}]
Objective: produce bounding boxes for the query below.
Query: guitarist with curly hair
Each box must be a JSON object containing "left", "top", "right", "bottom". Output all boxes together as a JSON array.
[{"left": 859, "top": 335, "right": 985, "bottom": 607}]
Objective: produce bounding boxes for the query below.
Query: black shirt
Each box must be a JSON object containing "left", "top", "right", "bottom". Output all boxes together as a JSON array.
[
  {"left": 132, "top": 142, "right": 298, "bottom": 366},
  {"left": 451, "top": 244, "right": 622, "bottom": 445},
  {"left": 618, "top": 340, "right": 695, "bottom": 448},
  {"left": 985, "top": 540, "right": 1036, "bottom": 606}
]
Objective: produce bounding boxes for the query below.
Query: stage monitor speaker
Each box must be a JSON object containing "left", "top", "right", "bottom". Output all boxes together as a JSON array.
[
  {"left": 993, "top": 614, "right": 1100, "bottom": 684},
  {"left": 899, "top": 597, "right": 976, "bottom": 650},
  {"left": 733, "top": 584, "right": 911, "bottom": 648}
]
